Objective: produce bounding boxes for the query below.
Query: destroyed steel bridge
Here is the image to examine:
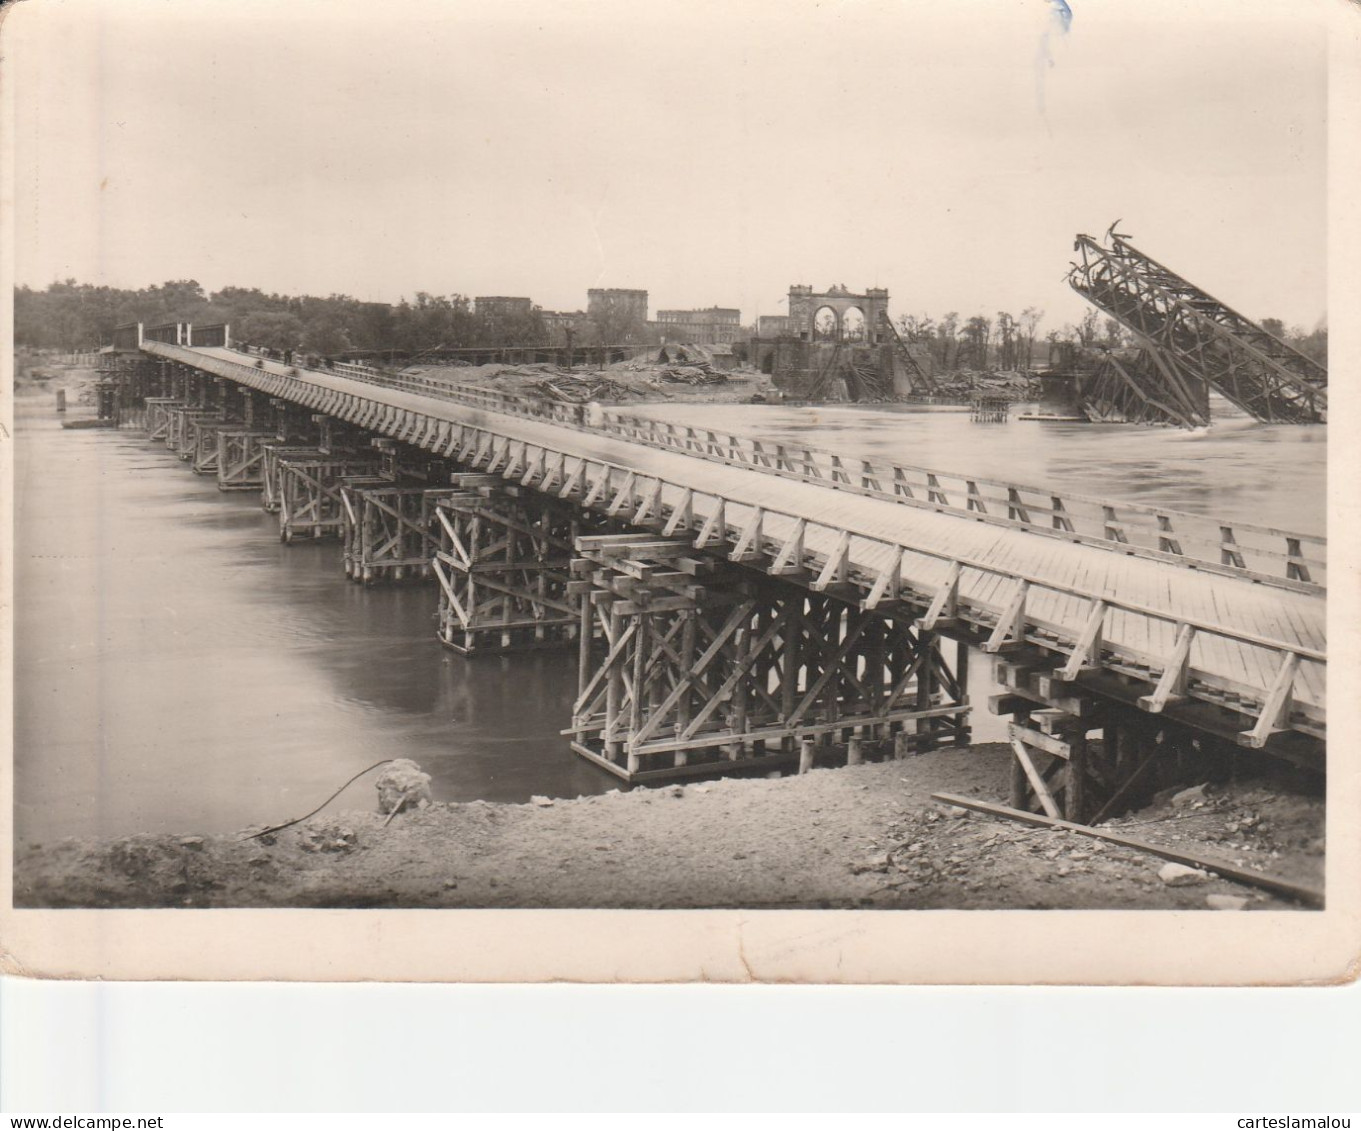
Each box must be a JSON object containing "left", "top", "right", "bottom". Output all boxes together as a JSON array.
[{"left": 1066, "top": 228, "right": 1327, "bottom": 427}]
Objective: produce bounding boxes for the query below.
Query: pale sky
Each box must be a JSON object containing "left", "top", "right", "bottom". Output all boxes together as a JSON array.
[{"left": 4, "top": 0, "right": 1332, "bottom": 332}]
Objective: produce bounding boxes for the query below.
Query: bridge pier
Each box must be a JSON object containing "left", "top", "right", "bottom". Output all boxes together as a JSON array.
[
  {"left": 569, "top": 534, "right": 971, "bottom": 785},
  {"left": 277, "top": 455, "right": 383, "bottom": 542},
  {"left": 188, "top": 414, "right": 232, "bottom": 475},
  {"left": 261, "top": 413, "right": 364, "bottom": 513},
  {"left": 431, "top": 483, "right": 587, "bottom": 654},
  {"left": 262, "top": 442, "right": 328, "bottom": 512},
  {"left": 90, "top": 355, "right": 157, "bottom": 429},
  {"left": 167, "top": 408, "right": 225, "bottom": 459},
  {"left": 214, "top": 427, "right": 279, "bottom": 490},
  {"left": 144, "top": 397, "right": 185, "bottom": 443},
  {"left": 990, "top": 653, "right": 1249, "bottom": 823},
  {"left": 340, "top": 484, "right": 452, "bottom": 583}
]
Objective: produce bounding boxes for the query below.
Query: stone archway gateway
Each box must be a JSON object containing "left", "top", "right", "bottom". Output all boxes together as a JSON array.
[
  {"left": 842, "top": 307, "right": 866, "bottom": 341},
  {"left": 787, "top": 284, "right": 889, "bottom": 344},
  {"left": 812, "top": 306, "right": 839, "bottom": 340}
]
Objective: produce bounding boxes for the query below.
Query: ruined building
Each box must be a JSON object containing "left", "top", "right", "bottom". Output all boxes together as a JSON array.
[
  {"left": 755, "top": 284, "right": 926, "bottom": 401},
  {"left": 786, "top": 284, "right": 890, "bottom": 344}
]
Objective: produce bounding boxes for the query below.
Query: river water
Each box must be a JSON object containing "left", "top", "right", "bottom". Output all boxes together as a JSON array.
[{"left": 11, "top": 396, "right": 1326, "bottom": 843}]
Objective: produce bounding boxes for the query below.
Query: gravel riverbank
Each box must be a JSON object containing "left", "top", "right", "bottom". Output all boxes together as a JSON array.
[{"left": 14, "top": 745, "right": 1323, "bottom": 911}]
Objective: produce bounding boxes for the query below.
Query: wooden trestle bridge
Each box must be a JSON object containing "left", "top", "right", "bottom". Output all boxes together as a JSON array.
[{"left": 93, "top": 323, "right": 1326, "bottom": 822}]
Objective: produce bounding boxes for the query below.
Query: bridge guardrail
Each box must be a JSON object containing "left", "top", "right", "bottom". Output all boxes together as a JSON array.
[
  {"left": 224, "top": 343, "right": 1326, "bottom": 590},
  {"left": 596, "top": 412, "right": 1327, "bottom": 591}
]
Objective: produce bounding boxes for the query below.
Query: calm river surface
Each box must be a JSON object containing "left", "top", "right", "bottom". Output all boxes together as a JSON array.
[{"left": 12, "top": 396, "right": 1326, "bottom": 842}]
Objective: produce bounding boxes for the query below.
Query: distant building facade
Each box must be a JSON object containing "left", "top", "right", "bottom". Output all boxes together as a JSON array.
[
  {"left": 474, "top": 296, "right": 534, "bottom": 319},
  {"left": 756, "top": 315, "right": 792, "bottom": 338},
  {"left": 541, "top": 310, "right": 587, "bottom": 345},
  {"left": 587, "top": 288, "right": 651, "bottom": 343},
  {"left": 654, "top": 306, "right": 742, "bottom": 345}
]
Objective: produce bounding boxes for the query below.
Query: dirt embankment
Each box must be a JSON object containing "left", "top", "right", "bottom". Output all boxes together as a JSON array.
[
  {"left": 14, "top": 745, "right": 1323, "bottom": 911},
  {"left": 12, "top": 352, "right": 101, "bottom": 406}
]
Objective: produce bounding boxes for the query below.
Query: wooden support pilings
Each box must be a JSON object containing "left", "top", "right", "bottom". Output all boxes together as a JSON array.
[
  {"left": 189, "top": 415, "right": 235, "bottom": 475},
  {"left": 970, "top": 395, "right": 1010, "bottom": 423},
  {"left": 166, "top": 407, "right": 225, "bottom": 459},
  {"left": 568, "top": 534, "right": 971, "bottom": 784},
  {"left": 432, "top": 483, "right": 592, "bottom": 654},
  {"left": 341, "top": 484, "right": 454, "bottom": 583},
  {"left": 88, "top": 355, "right": 160, "bottom": 430},
  {"left": 215, "top": 428, "right": 280, "bottom": 490},
  {"left": 144, "top": 398, "right": 185, "bottom": 442},
  {"left": 261, "top": 442, "right": 328, "bottom": 512},
  {"left": 277, "top": 456, "right": 381, "bottom": 542},
  {"left": 989, "top": 653, "right": 1202, "bottom": 824}
]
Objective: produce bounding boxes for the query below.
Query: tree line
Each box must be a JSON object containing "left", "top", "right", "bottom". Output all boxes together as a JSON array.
[
  {"left": 896, "top": 307, "right": 1327, "bottom": 371},
  {"left": 13, "top": 280, "right": 555, "bottom": 356}
]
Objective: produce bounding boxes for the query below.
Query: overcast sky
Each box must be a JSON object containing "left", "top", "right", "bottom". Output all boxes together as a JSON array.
[{"left": 5, "top": 0, "right": 1332, "bottom": 333}]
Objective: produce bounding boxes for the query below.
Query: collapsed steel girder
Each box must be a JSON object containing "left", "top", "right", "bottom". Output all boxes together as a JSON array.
[
  {"left": 1078, "top": 348, "right": 1208, "bottom": 427},
  {"left": 1069, "top": 231, "right": 1326, "bottom": 424}
]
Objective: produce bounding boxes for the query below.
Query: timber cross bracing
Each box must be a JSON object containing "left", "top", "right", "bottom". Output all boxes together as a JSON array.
[
  {"left": 138, "top": 341, "right": 1327, "bottom": 753},
  {"left": 569, "top": 536, "right": 970, "bottom": 782},
  {"left": 1069, "top": 231, "right": 1327, "bottom": 424}
]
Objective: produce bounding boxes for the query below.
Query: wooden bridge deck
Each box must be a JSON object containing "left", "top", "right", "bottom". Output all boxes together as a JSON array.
[{"left": 152, "top": 344, "right": 1326, "bottom": 744}]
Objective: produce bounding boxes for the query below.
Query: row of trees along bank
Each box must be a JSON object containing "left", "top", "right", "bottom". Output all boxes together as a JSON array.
[
  {"left": 14, "top": 281, "right": 557, "bottom": 356},
  {"left": 895, "top": 308, "right": 1327, "bottom": 371}
]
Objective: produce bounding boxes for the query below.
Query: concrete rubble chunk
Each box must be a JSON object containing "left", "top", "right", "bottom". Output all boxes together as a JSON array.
[
  {"left": 1159, "top": 861, "right": 1210, "bottom": 886},
  {"left": 1170, "top": 784, "right": 1210, "bottom": 810},
  {"left": 851, "top": 851, "right": 893, "bottom": 875},
  {"left": 1206, "top": 894, "right": 1250, "bottom": 911},
  {"left": 300, "top": 822, "right": 358, "bottom": 854},
  {"left": 375, "top": 759, "right": 433, "bottom": 815},
  {"left": 531, "top": 795, "right": 555, "bottom": 807}
]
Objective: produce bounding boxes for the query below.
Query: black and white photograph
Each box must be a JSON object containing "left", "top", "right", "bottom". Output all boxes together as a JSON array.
[{"left": 2, "top": 0, "right": 1354, "bottom": 985}]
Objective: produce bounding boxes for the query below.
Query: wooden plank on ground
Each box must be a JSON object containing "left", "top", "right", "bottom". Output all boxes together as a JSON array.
[{"left": 931, "top": 792, "right": 1323, "bottom": 907}]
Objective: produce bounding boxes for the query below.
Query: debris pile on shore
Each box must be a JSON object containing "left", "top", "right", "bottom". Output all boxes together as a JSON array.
[
  {"left": 406, "top": 356, "right": 776, "bottom": 405},
  {"left": 926, "top": 370, "right": 1041, "bottom": 401}
]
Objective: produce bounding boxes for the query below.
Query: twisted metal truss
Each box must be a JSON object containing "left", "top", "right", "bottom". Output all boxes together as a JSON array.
[
  {"left": 1078, "top": 348, "right": 1209, "bottom": 427},
  {"left": 1069, "top": 231, "right": 1326, "bottom": 424}
]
